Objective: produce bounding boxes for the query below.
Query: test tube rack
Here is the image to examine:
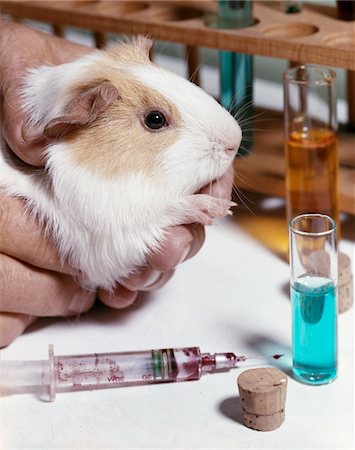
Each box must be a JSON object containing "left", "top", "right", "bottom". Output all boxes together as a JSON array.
[{"left": 2, "top": 0, "right": 355, "bottom": 214}]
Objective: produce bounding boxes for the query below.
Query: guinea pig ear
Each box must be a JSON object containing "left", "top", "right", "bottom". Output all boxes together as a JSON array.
[{"left": 43, "top": 80, "right": 119, "bottom": 140}]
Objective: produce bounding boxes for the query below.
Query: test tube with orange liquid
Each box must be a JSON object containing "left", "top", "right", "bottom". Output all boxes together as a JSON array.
[{"left": 283, "top": 66, "right": 340, "bottom": 235}]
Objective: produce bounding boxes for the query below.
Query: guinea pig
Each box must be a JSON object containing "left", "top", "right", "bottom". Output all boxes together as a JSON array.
[{"left": 0, "top": 36, "right": 242, "bottom": 290}]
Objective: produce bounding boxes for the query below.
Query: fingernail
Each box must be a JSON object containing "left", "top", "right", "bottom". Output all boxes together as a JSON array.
[
  {"left": 105, "top": 287, "right": 137, "bottom": 308},
  {"left": 21, "top": 123, "right": 42, "bottom": 143},
  {"left": 68, "top": 289, "right": 94, "bottom": 314},
  {"left": 26, "top": 315, "right": 36, "bottom": 326},
  {"left": 141, "top": 270, "right": 162, "bottom": 289},
  {"left": 173, "top": 243, "right": 191, "bottom": 268}
]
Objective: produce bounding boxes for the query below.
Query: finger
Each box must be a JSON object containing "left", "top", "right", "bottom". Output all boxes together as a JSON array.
[
  {"left": 1, "top": 26, "right": 90, "bottom": 167},
  {"left": 98, "top": 270, "right": 175, "bottom": 309},
  {"left": 0, "top": 313, "right": 36, "bottom": 348},
  {"left": 200, "top": 164, "right": 235, "bottom": 199},
  {"left": 143, "top": 167, "right": 233, "bottom": 274},
  {"left": 120, "top": 269, "right": 175, "bottom": 291},
  {"left": 0, "top": 192, "right": 72, "bottom": 274},
  {"left": 147, "top": 223, "right": 205, "bottom": 273},
  {"left": 98, "top": 285, "right": 138, "bottom": 309},
  {"left": 0, "top": 253, "right": 95, "bottom": 316},
  {"left": 140, "top": 270, "right": 175, "bottom": 291},
  {"left": 1, "top": 93, "right": 45, "bottom": 166}
]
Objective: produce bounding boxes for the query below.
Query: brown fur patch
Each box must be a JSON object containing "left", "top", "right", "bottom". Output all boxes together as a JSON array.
[
  {"left": 105, "top": 37, "right": 153, "bottom": 66},
  {"left": 66, "top": 65, "right": 182, "bottom": 178}
]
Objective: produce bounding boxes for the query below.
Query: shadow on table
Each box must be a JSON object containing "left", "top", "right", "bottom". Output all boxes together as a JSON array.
[
  {"left": 232, "top": 191, "right": 289, "bottom": 261},
  {"left": 241, "top": 333, "right": 293, "bottom": 377},
  {"left": 218, "top": 396, "right": 244, "bottom": 426},
  {"left": 23, "top": 291, "right": 154, "bottom": 336},
  {"left": 82, "top": 291, "right": 153, "bottom": 325},
  {"left": 232, "top": 191, "right": 355, "bottom": 261}
]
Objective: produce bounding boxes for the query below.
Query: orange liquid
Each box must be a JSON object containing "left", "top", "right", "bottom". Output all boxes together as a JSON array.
[{"left": 285, "top": 128, "right": 340, "bottom": 229}]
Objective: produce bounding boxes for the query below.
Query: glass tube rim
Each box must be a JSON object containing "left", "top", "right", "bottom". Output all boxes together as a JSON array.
[
  {"left": 284, "top": 64, "right": 337, "bottom": 86},
  {"left": 289, "top": 213, "right": 337, "bottom": 237}
]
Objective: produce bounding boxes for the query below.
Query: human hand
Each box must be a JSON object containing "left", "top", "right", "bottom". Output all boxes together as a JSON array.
[
  {"left": 0, "top": 22, "right": 95, "bottom": 347},
  {"left": 97, "top": 166, "right": 235, "bottom": 308},
  {"left": 0, "top": 20, "right": 89, "bottom": 166},
  {"left": 0, "top": 168, "right": 234, "bottom": 347}
]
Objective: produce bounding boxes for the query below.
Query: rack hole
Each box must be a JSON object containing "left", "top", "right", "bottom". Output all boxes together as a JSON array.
[
  {"left": 151, "top": 7, "right": 203, "bottom": 22},
  {"left": 324, "top": 32, "right": 355, "bottom": 49},
  {"left": 262, "top": 23, "right": 318, "bottom": 38},
  {"left": 78, "top": 1, "right": 149, "bottom": 15}
]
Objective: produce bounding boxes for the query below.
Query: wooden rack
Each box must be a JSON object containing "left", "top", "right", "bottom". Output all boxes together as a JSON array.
[{"left": 2, "top": 0, "right": 355, "bottom": 214}]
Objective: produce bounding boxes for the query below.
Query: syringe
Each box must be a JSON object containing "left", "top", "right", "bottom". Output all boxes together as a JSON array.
[{"left": 0, "top": 345, "right": 283, "bottom": 401}]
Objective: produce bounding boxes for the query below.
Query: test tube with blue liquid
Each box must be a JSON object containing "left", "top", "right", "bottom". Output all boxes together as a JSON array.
[
  {"left": 217, "top": 0, "right": 254, "bottom": 155},
  {"left": 289, "top": 214, "right": 338, "bottom": 385}
]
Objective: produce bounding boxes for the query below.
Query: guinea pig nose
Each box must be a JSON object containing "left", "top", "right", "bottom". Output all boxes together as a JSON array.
[{"left": 225, "top": 147, "right": 237, "bottom": 154}]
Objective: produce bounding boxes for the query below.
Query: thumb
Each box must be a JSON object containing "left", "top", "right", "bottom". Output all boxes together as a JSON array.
[{"left": 1, "top": 96, "right": 46, "bottom": 167}]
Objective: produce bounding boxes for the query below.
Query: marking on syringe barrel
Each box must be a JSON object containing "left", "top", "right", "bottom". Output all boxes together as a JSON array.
[{"left": 152, "top": 349, "right": 178, "bottom": 381}]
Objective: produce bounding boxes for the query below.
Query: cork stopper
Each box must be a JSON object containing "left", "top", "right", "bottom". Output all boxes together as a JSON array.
[
  {"left": 304, "top": 250, "right": 353, "bottom": 314},
  {"left": 338, "top": 252, "right": 353, "bottom": 314},
  {"left": 237, "top": 368, "right": 287, "bottom": 432}
]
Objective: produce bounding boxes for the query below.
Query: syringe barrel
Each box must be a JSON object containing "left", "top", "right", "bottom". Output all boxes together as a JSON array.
[
  {"left": 0, "top": 360, "right": 50, "bottom": 390},
  {"left": 53, "top": 347, "right": 202, "bottom": 393}
]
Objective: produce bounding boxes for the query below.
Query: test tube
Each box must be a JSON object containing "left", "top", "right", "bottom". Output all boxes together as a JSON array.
[
  {"left": 217, "top": 0, "right": 254, "bottom": 155},
  {"left": 283, "top": 65, "right": 340, "bottom": 232},
  {"left": 281, "top": 1, "right": 303, "bottom": 13},
  {"left": 336, "top": 0, "right": 355, "bottom": 20},
  {"left": 289, "top": 213, "right": 338, "bottom": 385}
]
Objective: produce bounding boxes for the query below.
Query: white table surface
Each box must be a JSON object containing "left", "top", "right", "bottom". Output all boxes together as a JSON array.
[{"left": 1, "top": 207, "right": 354, "bottom": 450}]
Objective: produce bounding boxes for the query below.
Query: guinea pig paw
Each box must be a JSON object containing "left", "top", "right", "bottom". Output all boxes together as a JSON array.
[
  {"left": 204, "top": 197, "right": 236, "bottom": 219},
  {"left": 176, "top": 195, "right": 235, "bottom": 226}
]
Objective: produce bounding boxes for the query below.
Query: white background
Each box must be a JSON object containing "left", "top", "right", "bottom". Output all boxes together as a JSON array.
[
  {"left": 1, "top": 211, "right": 354, "bottom": 449},
  {"left": 0, "top": 22, "right": 353, "bottom": 450}
]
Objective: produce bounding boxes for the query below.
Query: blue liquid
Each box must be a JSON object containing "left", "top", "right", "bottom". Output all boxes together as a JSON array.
[
  {"left": 220, "top": 51, "right": 253, "bottom": 155},
  {"left": 217, "top": 1, "right": 254, "bottom": 156},
  {"left": 291, "top": 275, "right": 337, "bottom": 385}
]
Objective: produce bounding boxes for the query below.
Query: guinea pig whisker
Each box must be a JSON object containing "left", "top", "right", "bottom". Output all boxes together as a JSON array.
[
  {"left": 235, "top": 151, "right": 250, "bottom": 161},
  {"left": 226, "top": 84, "right": 253, "bottom": 114},
  {"left": 226, "top": 94, "right": 241, "bottom": 115},
  {"left": 228, "top": 172, "right": 256, "bottom": 216},
  {"left": 233, "top": 100, "right": 254, "bottom": 123},
  {"left": 238, "top": 140, "right": 254, "bottom": 145},
  {"left": 237, "top": 110, "right": 269, "bottom": 126},
  {"left": 233, "top": 183, "right": 254, "bottom": 207},
  {"left": 187, "top": 52, "right": 209, "bottom": 84},
  {"left": 237, "top": 119, "right": 267, "bottom": 129},
  {"left": 233, "top": 171, "right": 256, "bottom": 194},
  {"left": 237, "top": 143, "right": 253, "bottom": 157},
  {"left": 230, "top": 92, "right": 253, "bottom": 113},
  {"left": 232, "top": 96, "right": 254, "bottom": 116},
  {"left": 240, "top": 128, "right": 268, "bottom": 134}
]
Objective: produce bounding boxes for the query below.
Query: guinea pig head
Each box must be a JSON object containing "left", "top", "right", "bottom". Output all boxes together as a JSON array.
[
  {"left": 22, "top": 37, "right": 241, "bottom": 196},
  {"left": 126, "top": 57, "right": 242, "bottom": 195}
]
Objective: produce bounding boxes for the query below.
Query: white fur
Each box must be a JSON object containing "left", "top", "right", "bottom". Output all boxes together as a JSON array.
[
  {"left": 0, "top": 42, "right": 241, "bottom": 290},
  {"left": 22, "top": 56, "right": 99, "bottom": 126},
  {"left": 130, "top": 64, "right": 241, "bottom": 194}
]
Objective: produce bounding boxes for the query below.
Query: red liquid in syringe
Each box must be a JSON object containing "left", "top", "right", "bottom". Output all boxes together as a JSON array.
[{"left": 53, "top": 348, "right": 253, "bottom": 392}]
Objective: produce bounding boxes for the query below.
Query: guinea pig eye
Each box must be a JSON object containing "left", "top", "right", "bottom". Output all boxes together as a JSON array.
[{"left": 144, "top": 110, "right": 167, "bottom": 130}]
